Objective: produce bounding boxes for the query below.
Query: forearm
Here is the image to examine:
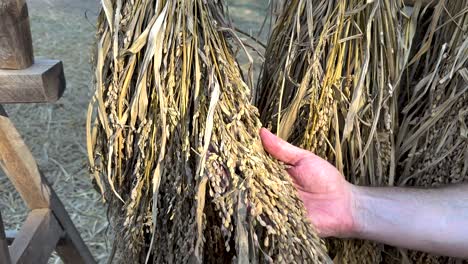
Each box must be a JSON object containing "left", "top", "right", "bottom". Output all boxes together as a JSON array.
[{"left": 349, "top": 184, "right": 468, "bottom": 258}]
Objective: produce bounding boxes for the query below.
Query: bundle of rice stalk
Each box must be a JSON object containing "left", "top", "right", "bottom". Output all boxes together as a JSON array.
[
  {"left": 87, "top": 0, "right": 331, "bottom": 262},
  {"left": 257, "top": 0, "right": 417, "bottom": 186},
  {"left": 257, "top": 0, "right": 411, "bottom": 261},
  {"left": 257, "top": 0, "right": 467, "bottom": 263}
]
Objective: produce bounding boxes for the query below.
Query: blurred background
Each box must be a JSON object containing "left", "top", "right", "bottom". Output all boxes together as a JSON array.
[{"left": 0, "top": 0, "right": 269, "bottom": 262}]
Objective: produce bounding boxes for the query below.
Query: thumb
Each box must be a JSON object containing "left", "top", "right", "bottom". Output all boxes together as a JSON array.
[{"left": 259, "top": 128, "right": 310, "bottom": 165}]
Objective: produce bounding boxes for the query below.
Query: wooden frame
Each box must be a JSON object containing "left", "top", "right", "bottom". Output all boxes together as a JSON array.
[{"left": 0, "top": 0, "right": 96, "bottom": 263}]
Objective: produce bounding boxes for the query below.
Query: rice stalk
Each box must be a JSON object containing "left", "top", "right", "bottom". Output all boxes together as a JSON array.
[{"left": 87, "top": 0, "right": 332, "bottom": 262}]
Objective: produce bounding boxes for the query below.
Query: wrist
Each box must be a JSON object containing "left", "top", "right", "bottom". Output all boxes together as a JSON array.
[{"left": 347, "top": 184, "right": 367, "bottom": 239}]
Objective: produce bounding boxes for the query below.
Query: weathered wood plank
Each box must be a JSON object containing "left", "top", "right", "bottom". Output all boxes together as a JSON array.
[
  {"left": 0, "top": 106, "right": 96, "bottom": 264},
  {"left": 0, "top": 59, "right": 66, "bottom": 103},
  {"left": 9, "top": 209, "right": 63, "bottom": 264},
  {"left": 0, "top": 0, "right": 34, "bottom": 69},
  {"left": 0, "top": 212, "right": 12, "bottom": 264}
]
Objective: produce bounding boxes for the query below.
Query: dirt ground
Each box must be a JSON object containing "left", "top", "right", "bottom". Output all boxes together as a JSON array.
[{"left": 0, "top": 0, "right": 268, "bottom": 263}]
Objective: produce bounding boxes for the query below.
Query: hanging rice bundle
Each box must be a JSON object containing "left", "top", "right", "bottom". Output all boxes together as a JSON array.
[
  {"left": 257, "top": 0, "right": 410, "bottom": 260},
  {"left": 257, "top": 0, "right": 467, "bottom": 263},
  {"left": 87, "top": 0, "right": 331, "bottom": 262}
]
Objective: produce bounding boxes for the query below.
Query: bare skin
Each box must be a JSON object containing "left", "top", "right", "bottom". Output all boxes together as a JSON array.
[{"left": 260, "top": 128, "right": 468, "bottom": 258}]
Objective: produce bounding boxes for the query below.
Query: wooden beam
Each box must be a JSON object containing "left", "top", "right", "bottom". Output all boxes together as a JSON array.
[
  {"left": 0, "top": 212, "right": 12, "bottom": 264},
  {"left": 0, "top": 106, "right": 51, "bottom": 208},
  {"left": 0, "top": 59, "right": 66, "bottom": 104},
  {"left": 0, "top": 106, "right": 96, "bottom": 264},
  {"left": 0, "top": 0, "right": 34, "bottom": 69},
  {"left": 9, "top": 209, "right": 63, "bottom": 264}
]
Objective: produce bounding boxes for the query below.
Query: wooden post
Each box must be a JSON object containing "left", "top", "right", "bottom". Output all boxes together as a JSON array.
[
  {"left": 0, "top": 106, "right": 96, "bottom": 264},
  {"left": 0, "top": 0, "right": 34, "bottom": 69},
  {"left": 0, "top": 211, "right": 12, "bottom": 264}
]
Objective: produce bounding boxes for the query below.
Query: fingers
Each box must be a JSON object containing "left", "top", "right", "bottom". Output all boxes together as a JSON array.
[{"left": 259, "top": 128, "right": 311, "bottom": 165}]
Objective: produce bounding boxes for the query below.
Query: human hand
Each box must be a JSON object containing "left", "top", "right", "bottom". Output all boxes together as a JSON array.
[{"left": 260, "top": 128, "right": 356, "bottom": 238}]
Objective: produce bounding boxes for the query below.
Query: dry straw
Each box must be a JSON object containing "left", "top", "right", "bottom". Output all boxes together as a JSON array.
[
  {"left": 258, "top": 0, "right": 467, "bottom": 263},
  {"left": 87, "top": 0, "right": 332, "bottom": 262}
]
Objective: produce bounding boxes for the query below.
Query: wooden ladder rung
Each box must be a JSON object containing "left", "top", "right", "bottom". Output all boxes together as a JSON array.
[
  {"left": 0, "top": 211, "right": 12, "bottom": 264},
  {"left": 9, "top": 209, "right": 64, "bottom": 264}
]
